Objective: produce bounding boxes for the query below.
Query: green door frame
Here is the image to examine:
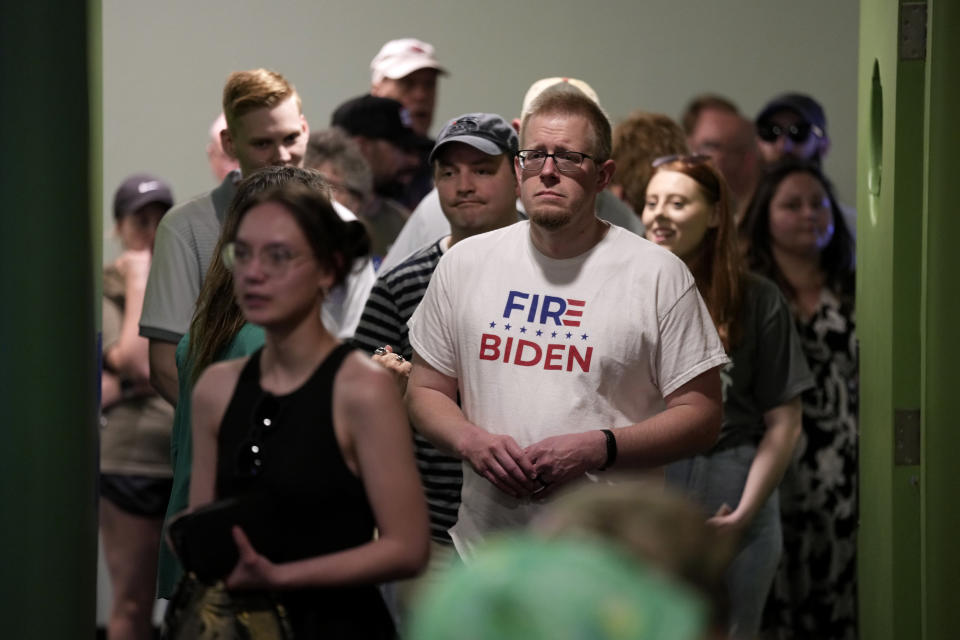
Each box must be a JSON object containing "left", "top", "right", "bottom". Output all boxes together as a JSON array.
[{"left": 858, "top": 1, "right": 960, "bottom": 638}]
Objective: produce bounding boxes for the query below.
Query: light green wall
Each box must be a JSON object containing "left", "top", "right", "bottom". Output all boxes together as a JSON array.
[{"left": 101, "top": 0, "right": 860, "bottom": 262}]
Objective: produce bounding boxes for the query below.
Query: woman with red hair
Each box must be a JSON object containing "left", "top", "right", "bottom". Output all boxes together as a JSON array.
[{"left": 642, "top": 155, "right": 813, "bottom": 639}]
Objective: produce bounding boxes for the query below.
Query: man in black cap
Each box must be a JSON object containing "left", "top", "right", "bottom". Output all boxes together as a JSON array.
[
  {"left": 332, "top": 95, "right": 425, "bottom": 198},
  {"left": 331, "top": 95, "right": 427, "bottom": 264},
  {"left": 755, "top": 93, "right": 830, "bottom": 166}
]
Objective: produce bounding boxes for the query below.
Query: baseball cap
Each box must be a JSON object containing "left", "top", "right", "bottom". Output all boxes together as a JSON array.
[
  {"left": 113, "top": 173, "right": 174, "bottom": 220},
  {"left": 331, "top": 95, "right": 430, "bottom": 151},
  {"left": 755, "top": 92, "right": 827, "bottom": 132},
  {"left": 521, "top": 77, "right": 602, "bottom": 117},
  {"left": 371, "top": 38, "right": 447, "bottom": 85},
  {"left": 428, "top": 113, "right": 519, "bottom": 164}
]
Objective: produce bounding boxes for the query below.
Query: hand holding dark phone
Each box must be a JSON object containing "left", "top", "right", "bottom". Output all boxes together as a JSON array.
[{"left": 167, "top": 492, "right": 276, "bottom": 584}]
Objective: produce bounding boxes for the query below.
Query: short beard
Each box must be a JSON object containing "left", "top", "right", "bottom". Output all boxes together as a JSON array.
[{"left": 527, "top": 207, "right": 572, "bottom": 231}]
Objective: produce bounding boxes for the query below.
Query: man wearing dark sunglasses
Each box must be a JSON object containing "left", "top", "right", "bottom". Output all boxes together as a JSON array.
[
  {"left": 754, "top": 93, "right": 830, "bottom": 166},
  {"left": 755, "top": 93, "right": 856, "bottom": 239}
]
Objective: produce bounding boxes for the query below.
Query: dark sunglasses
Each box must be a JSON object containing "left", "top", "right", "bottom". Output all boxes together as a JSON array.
[
  {"left": 756, "top": 121, "right": 824, "bottom": 144},
  {"left": 235, "top": 393, "right": 282, "bottom": 479}
]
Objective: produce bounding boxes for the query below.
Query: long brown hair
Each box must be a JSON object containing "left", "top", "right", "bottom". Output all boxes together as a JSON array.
[
  {"left": 742, "top": 159, "right": 855, "bottom": 303},
  {"left": 649, "top": 157, "right": 744, "bottom": 350},
  {"left": 187, "top": 167, "right": 333, "bottom": 385}
]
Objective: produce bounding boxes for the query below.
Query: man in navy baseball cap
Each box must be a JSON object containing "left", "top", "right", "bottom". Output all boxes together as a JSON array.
[
  {"left": 755, "top": 93, "right": 830, "bottom": 166},
  {"left": 429, "top": 112, "right": 519, "bottom": 164}
]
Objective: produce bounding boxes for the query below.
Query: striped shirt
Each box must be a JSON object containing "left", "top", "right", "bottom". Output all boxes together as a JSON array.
[{"left": 351, "top": 239, "right": 462, "bottom": 544}]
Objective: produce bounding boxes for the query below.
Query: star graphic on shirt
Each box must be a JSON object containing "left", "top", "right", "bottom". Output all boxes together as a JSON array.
[
  {"left": 520, "top": 326, "right": 527, "bottom": 334},
  {"left": 551, "top": 331, "right": 557, "bottom": 338},
  {"left": 566, "top": 332, "right": 572, "bottom": 339},
  {"left": 489, "top": 321, "right": 496, "bottom": 328},
  {"left": 505, "top": 323, "right": 512, "bottom": 331},
  {"left": 581, "top": 333, "right": 589, "bottom": 340},
  {"left": 536, "top": 329, "right": 543, "bottom": 337}
]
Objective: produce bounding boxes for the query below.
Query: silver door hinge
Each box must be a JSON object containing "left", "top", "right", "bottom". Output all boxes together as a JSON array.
[
  {"left": 894, "top": 409, "right": 921, "bottom": 465},
  {"left": 899, "top": 3, "right": 927, "bottom": 61}
]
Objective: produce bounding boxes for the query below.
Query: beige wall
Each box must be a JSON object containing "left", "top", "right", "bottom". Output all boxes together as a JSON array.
[{"left": 102, "top": 0, "right": 859, "bottom": 262}]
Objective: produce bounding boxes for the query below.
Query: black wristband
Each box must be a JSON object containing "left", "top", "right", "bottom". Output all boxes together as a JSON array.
[{"left": 599, "top": 429, "right": 617, "bottom": 470}]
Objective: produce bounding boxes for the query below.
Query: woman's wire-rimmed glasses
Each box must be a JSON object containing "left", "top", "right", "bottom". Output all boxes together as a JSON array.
[{"left": 222, "top": 242, "right": 308, "bottom": 278}]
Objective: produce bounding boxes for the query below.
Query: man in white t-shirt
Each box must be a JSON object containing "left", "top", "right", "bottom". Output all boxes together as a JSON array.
[
  {"left": 377, "top": 76, "right": 642, "bottom": 274},
  {"left": 406, "top": 83, "right": 729, "bottom": 557}
]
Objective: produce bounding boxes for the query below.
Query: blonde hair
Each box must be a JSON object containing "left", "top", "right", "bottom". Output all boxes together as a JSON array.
[
  {"left": 532, "top": 478, "right": 736, "bottom": 632},
  {"left": 222, "top": 69, "right": 301, "bottom": 131},
  {"left": 520, "top": 83, "right": 612, "bottom": 162}
]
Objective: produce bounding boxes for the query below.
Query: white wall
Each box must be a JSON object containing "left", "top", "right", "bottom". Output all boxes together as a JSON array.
[{"left": 103, "top": 0, "right": 860, "bottom": 262}]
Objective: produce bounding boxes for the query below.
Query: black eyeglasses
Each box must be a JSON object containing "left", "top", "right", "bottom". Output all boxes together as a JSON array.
[
  {"left": 235, "top": 393, "right": 282, "bottom": 479},
  {"left": 651, "top": 153, "right": 713, "bottom": 168},
  {"left": 517, "top": 150, "right": 594, "bottom": 173},
  {"left": 756, "top": 121, "right": 824, "bottom": 144}
]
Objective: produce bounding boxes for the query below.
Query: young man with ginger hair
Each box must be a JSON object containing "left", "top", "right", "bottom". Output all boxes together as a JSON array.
[{"left": 141, "top": 69, "right": 373, "bottom": 406}]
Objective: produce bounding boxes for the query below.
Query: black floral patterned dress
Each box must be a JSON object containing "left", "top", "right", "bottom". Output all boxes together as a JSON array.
[{"left": 762, "top": 287, "right": 858, "bottom": 640}]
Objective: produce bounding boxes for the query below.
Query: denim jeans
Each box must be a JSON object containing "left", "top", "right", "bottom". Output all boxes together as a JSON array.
[{"left": 667, "top": 444, "right": 782, "bottom": 640}]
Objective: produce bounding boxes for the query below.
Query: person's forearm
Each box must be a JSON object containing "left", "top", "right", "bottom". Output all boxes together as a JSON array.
[
  {"left": 149, "top": 340, "right": 179, "bottom": 406},
  {"left": 732, "top": 399, "right": 802, "bottom": 524},
  {"left": 107, "top": 276, "right": 150, "bottom": 382},
  {"left": 101, "top": 371, "right": 122, "bottom": 409},
  {"left": 612, "top": 402, "right": 722, "bottom": 469},
  {"left": 408, "top": 373, "right": 539, "bottom": 497},
  {"left": 273, "top": 534, "right": 427, "bottom": 590},
  {"left": 406, "top": 385, "right": 475, "bottom": 458}
]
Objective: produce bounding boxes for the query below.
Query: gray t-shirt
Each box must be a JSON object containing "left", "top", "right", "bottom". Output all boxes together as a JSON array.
[
  {"left": 716, "top": 272, "right": 814, "bottom": 450},
  {"left": 139, "top": 170, "right": 376, "bottom": 342},
  {"left": 139, "top": 171, "right": 239, "bottom": 343}
]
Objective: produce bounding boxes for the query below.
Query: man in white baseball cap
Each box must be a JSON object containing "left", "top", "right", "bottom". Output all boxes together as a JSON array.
[
  {"left": 371, "top": 38, "right": 446, "bottom": 137},
  {"left": 371, "top": 38, "right": 448, "bottom": 210}
]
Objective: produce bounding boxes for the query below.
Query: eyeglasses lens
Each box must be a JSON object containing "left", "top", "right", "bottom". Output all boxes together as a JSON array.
[{"left": 520, "top": 152, "right": 585, "bottom": 173}]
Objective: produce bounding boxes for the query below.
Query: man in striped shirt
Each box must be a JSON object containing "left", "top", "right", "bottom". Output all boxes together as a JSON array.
[{"left": 352, "top": 112, "right": 520, "bottom": 552}]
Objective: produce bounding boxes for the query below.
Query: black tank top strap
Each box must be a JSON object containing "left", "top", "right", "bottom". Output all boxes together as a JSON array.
[
  {"left": 235, "top": 347, "right": 264, "bottom": 388},
  {"left": 317, "top": 342, "right": 354, "bottom": 380},
  {"left": 298, "top": 342, "right": 353, "bottom": 401}
]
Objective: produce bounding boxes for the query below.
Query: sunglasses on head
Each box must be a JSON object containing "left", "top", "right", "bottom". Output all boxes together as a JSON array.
[
  {"left": 651, "top": 153, "right": 713, "bottom": 168},
  {"left": 235, "top": 392, "right": 282, "bottom": 479},
  {"left": 757, "top": 121, "right": 824, "bottom": 144}
]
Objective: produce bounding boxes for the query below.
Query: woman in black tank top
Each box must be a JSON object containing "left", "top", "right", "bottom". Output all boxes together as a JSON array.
[{"left": 186, "top": 183, "right": 429, "bottom": 638}]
